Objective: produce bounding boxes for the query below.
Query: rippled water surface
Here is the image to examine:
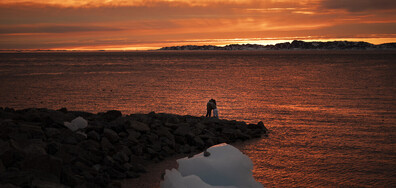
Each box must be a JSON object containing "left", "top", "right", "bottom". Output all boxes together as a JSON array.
[{"left": 1, "top": 51, "right": 395, "bottom": 187}]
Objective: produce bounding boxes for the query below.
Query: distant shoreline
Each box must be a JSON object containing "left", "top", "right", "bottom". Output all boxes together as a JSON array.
[{"left": 158, "top": 40, "right": 396, "bottom": 51}]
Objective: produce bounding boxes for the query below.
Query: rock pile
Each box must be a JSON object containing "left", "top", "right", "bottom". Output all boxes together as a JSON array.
[{"left": 0, "top": 107, "right": 268, "bottom": 187}]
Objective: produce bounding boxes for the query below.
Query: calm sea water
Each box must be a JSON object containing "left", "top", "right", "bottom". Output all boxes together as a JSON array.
[{"left": 0, "top": 51, "right": 395, "bottom": 187}]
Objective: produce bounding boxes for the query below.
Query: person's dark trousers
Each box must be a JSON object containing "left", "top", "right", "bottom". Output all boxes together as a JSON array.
[{"left": 206, "top": 109, "right": 212, "bottom": 117}]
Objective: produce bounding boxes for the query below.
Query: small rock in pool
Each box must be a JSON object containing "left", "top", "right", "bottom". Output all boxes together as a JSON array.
[{"left": 204, "top": 151, "right": 210, "bottom": 157}]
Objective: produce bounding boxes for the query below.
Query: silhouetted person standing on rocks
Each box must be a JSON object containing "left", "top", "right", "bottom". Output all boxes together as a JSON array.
[
  {"left": 206, "top": 99, "right": 216, "bottom": 117},
  {"left": 212, "top": 99, "right": 219, "bottom": 118}
]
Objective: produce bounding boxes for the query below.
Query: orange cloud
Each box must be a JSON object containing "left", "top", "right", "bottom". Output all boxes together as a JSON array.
[{"left": 0, "top": 0, "right": 395, "bottom": 50}]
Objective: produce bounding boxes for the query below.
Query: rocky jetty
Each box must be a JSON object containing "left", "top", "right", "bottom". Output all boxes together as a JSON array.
[{"left": 0, "top": 107, "right": 268, "bottom": 187}]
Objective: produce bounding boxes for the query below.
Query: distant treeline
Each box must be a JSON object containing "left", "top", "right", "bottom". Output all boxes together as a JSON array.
[{"left": 158, "top": 40, "right": 396, "bottom": 50}]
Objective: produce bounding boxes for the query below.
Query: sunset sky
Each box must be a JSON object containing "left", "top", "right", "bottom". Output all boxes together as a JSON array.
[{"left": 0, "top": 0, "right": 395, "bottom": 50}]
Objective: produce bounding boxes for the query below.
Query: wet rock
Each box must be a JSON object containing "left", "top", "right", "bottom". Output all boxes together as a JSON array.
[
  {"left": 106, "top": 167, "right": 126, "bottom": 179},
  {"left": 166, "top": 115, "right": 180, "bottom": 124},
  {"left": 0, "top": 159, "right": 5, "bottom": 173},
  {"left": 103, "top": 128, "right": 119, "bottom": 143},
  {"left": 100, "top": 137, "right": 114, "bottom": 153},
  {"left": 86, "top": 120, "right": 105, "bottom": 134},
  {"left": 160, "top": 137, "right": 175, "bottom": 149},
  {"left": 180, "top": 144, "right": 191, "bottom": 154},
  {"left": 62, "top": 135, "right": 79, "bottom": 145},
  {"left": 156, "top": 127, "right": 174, "bottom": 141},
  {"left": 195, "top": 122, "right": 206, "bottom": 130},
  {"left": 222, "top": 127, "right": 237, "bottom": 137},
  {"left": 22, "top": 140, "right": 47, "bottom": 156},
  {"left": 161, "top": 146, "right": 174, "bottom": 156},
  {"left": 45, "top": 128, "right": 61, "bottom": 138},
  {"left": 185, "top": 115, "right": 199, "bottom": 125},
  {"left": 22, "top": 155, "right": 63, "bottom": 177},
  {"left": 0, "top": 148, "right": 24, "bottom": 168},
  {"left": 110, "top": 116, "right": 129, "bottom": 128},
  {"left": 107, "top": 181, "right": 122, "bottom": 188},
  {"left": 126, "top": 134, "right": 139, "bottom": 144},
  {"left": 64, "top": 116, "right": 88, "bottom": 132},
  {"left": 21, "top": 109, "right": 42, "bottom": 122},
  {"left": 164, "top": 122, "right": 179, "bottom": 129},
  {"left": 122, "top": 163, "right": 133, "bottom": 171},
  {"left": 17, "top": 123, "right": 45, "bottom": 140},
  {"left": 92, "top": 164, "right": 102, "bottom": 172},
  {"left": 0, "top": 169, "right": 35, "bottom": 187},
  {"left": 175, "top": 135, "right": 186, "bottom": 145},
  {"left": 193, "top": 136, "right": 205, "bottom": 148},
  {"left": 69, "top": 111, "right": 94, "bottom": 119},
  {"left": 101, "top": 110, "right": 122, "bottom": 122},
  {"left": 174, "top": 124, "right": 192, "bottom": 136},
  {"left": 145, "top": 133, "right": 159, "bottom": 144},
  {"left": 78, "top": 140, "right": 101, "bottom": 152},
  {"left": 57, "top": 108, "right": 68, "bottom": 114},
  {"left": 126, "top": 170, "right": 139, "bottom": 178},
  {"left": 126, "top": 129, "right": 141, "bottom": 139},
  {"left": 204, "top": 150, "right": 211, "bottom": 157},
  {"left": 146, "top": 147, "right": 157, "bottom": 156},
  {"left": 128, "top": 114, "right": 150, "bottom": 124},
  {"left": 129, "top": 120, "right": 150, "bottom": 132},
  {"left": 48, "top": 110, "right": 72, "bottom": 126},
  {"left": 257, "top": 121, "right": 268, "bottom": 131},
  {"left": 119, "top": 145, "right": 132, "bottom": 156},
  {"left": 87, "top": 130, "right": 101, "bottom": 141},
  {"left": 60, "top": 166, "right": 85, "bottom": 187},
  {"left": 149, "top": 119, "right": 162, "bottom": 128},
  {"left": 47, "top": 142, "right": 60, "bottom": 155},
  {"left": 31, "top": 179, "right": 69, "bottom": 188},
  {"left": 112, "top": 151, "right": 129, "bottom": 163},
  {"left": 0, "top": 183, "right": 19, "bottom": 188},
  {"left": 204, "top": 138, "right": 216, "bottom": 147},
  {"left": 60, "top": 129, "right": 84, "bottom": 145},
  {"left": 134, "top": 163, "right": 147, "bottom": 173},
  {"left": 151, "top": 141, "right": 162, "bottom": 152},
  {"left": 118, "top": 132, "right": 128, "bottom": 138}
]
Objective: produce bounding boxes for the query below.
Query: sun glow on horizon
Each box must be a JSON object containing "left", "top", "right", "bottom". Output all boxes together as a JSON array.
[{"left": 42, "top": 37, "right": 395, "bottom": 51}]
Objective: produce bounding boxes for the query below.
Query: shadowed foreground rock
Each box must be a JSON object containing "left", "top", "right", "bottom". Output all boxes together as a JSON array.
[{"left": 0, "top": 107, "right": 268, "bottom": 188}]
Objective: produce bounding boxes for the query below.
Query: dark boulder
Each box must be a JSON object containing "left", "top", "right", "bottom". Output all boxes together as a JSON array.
[
  {"left": 101, "top": 110, "right": 122, "bottom": 122},
  {"left": 193, "top": 136, "right": 205, "bottom": 148},
  {"left": 22, "top": 140, "right": 47, "bottom": 156},
  {"left": 45, "top": 128, "right": 61, "bottom": 138},
  {"left": 47, "top": 142, "right": 60, "bottom": 155},
  {"left": 0, "top": 169, "right": 35, "bottom": 187},
  {"left": 87, "top": 130, "right": 101, "bottom": 141},
  {"left": 0, "top": 148, "right": 24, "bottom": 169},
  {"left": 31, "top": 179, "right": 69, "bottom": 188},
  {"left": 112, "top": 151, "right": 129, "bottom": 163},
  {"left": 166, "top": 115, "right": 180, "bottom": 124},
  {"left": 0, "top": 159, "right": 5, "bottom": 173},
  {"left": 174, "top": 123, "right": 193, "bottom": 136},
  {"left": 22, "top": 154, "right": 63, "bottom": 178},
  {"left": 69, "top": 111, "right": 94, "bottom": 119},
  {"left": 129, "top": 120, "right": 150, "bottom": 132},
  {"left": 60, "top": 166, "right": 85, "bottom": 187},
  {"left": 257, "top": 121, "right": 268, "bottom": 132},
  {"left": 16, "top": 123, "right": 45, "bottom": 140},
  {"left": 100, "top": 137, "right": 114, "bottom": 153},
  {"left": 103, "top": 128, "right": 119, "bottom": 144},
  {"left": 57, "top": 108, "right": 68, "bottom": 114}
]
